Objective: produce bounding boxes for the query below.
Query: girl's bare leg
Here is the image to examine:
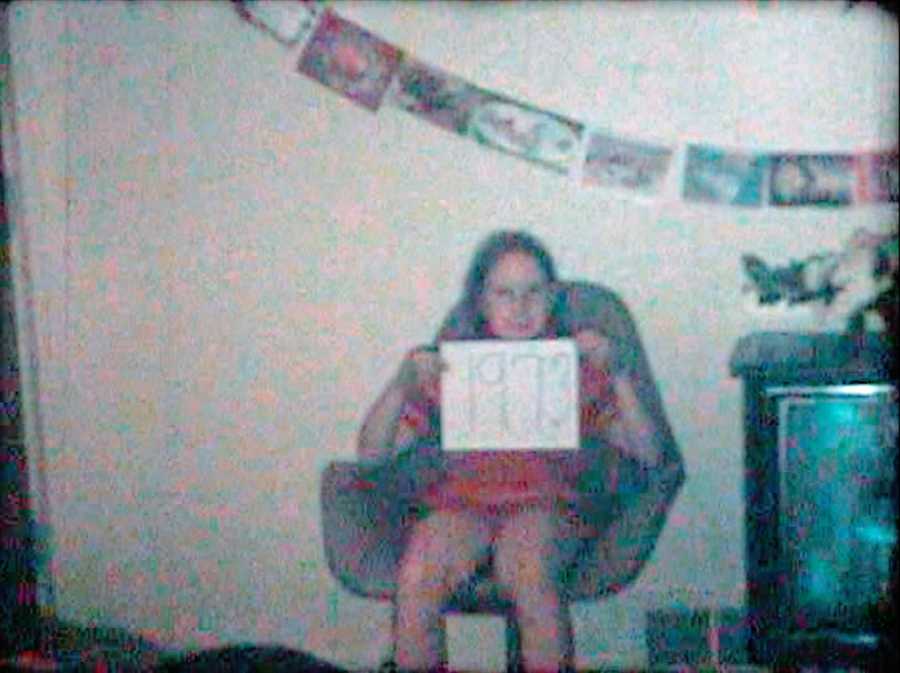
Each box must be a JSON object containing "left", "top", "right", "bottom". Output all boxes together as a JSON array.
[
  {"left": 394, "top": 509, "right": 491, "bottom": 670},
  {"left": 494, "top": 506, "right": 570, "bottom": 673}
]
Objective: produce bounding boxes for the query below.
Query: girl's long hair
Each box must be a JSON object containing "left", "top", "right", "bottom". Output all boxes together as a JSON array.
[{"left": 441, "top": 230, "right": 567, "bottom": 340}]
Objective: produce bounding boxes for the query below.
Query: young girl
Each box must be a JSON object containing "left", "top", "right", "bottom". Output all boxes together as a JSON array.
[{"left": 358, "top": 231, "right": 664, "bottom": 673}]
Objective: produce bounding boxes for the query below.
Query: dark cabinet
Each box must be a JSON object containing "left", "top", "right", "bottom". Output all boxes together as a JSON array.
[{"left": 730, "top": 332, "right": 896, "bottom": 670}]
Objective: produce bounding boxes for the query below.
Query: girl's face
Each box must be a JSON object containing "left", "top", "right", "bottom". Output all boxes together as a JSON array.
[{"left": 482, "top": 251, "right": 551, "bottom": 339}]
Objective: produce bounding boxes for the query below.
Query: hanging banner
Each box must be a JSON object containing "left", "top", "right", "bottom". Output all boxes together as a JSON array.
[
  {"left": 386, "top": 57, "right": 491, "bottom": 137},
  {"left": 237, "top": 5, "right": 897, "bottom": 209},
  {"left": 683, "top": 145, "right": 767, "bottom": 207},
  {"left": 297, "top": 9, "right": 402, "bottom": 112},
  {"left": 769, "top": 153, "right": 856, "bottom": 207},
  {"left": 583, "top": 132, "right": 673, "bottom": 195}
]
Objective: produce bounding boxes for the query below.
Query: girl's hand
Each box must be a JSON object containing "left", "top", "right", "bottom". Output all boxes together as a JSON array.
[
  {"left": 576, "top": 329, "right": 661, "bottom": 466},
  {"left": 575, "top": 329, "right": 613, "bottom": 371},
  {"left": 396, "top": 346, "right": 445, "bottom": 403}
]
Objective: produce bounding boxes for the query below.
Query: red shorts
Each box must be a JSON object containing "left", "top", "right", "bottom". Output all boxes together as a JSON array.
[{"left": 421, "top": 451, "right": 579, "bottom": 512}]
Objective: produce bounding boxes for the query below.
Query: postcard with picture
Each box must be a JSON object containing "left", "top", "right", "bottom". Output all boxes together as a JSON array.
[
  {"left": 386, "top": 58, "right": 491, "bottom": 136},
  {"left": 583, "top": 132, "right": 673, "bottom": 195},
  {"left": 769, "top": 154, "right": 855, "bottom": 207},
  {"left": 682, "top": 145, "right": 766, "bottom": 207},
  {"left": 465, "top": 92, "right": 585, "bottom": 175},
  {"left": 297, "top": 10, "right": 402, "bottom": 112},
  {"left": 236, "top": 0, "right": 323, "bottom": 47},
  {"left": 856, "top": 151, "right": 898, "bottom": 203}
]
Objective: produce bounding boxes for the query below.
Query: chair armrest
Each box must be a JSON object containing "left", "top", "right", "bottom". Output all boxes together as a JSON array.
[
  {"left": 562, "top": 458, "right": 685, "bottom": 602},
  {"left": 319, "top": 460, "right": 415, "bottom": 600}
]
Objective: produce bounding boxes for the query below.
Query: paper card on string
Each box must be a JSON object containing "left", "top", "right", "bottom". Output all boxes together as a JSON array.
[
  {"left": 769, "top": 154, "right": 855, "bottom": 207},
  {"left": 466, "top": 94, "right": 584, "bottom": 175},
  {"left": 440, "top": 339, "right": 579, "bottom": 451},
  {"left": 237, "top": 1, "right": 323, "bottom": 47},
  {"left": 855, "top": 151, "right": 898, "bottom": 203},
  {"left": 386, "top": 57, "right": 492, "bottom": 137},
  {"left": 297, "top": 10, "right": 402, "bottom": 111},
  {"left": 583, "top": 132, "right": 673, "bottom": 195},
  {"left": 682, "top": 145, "right": 766, "bottom": 207}
]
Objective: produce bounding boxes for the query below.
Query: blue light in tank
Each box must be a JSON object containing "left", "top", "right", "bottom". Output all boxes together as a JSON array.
[
  {"left": 855, "top": 522, "right": 897, "bottom": 545},
  {"left": 819, "top": 400, "right": 863, "bottom": 428}
]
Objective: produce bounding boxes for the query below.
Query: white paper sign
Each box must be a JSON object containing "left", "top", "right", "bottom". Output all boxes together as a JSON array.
[{"left": 440, "top": 339, "right": 579, "bottom": 451}]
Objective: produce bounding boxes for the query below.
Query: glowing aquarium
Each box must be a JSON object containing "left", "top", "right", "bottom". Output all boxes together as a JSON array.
[{"left": 773, "top": 384, "right": 896, "bottom": 635}]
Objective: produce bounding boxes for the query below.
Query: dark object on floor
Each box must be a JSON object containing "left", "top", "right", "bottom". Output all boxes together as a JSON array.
[
  {"left": 0, "top": 616, "right": 166, "bottom": 671},
  {"left": 156, "top": 645, "right": 349, "bottom": 673}
]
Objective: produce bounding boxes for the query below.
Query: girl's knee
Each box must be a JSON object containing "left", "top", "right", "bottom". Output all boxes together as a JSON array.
[
  {"left": 498, "top": 507, "right": 557, "bottom": 554},
  {"left": 495, "top": 548, "right": 556, "bottom": 597},
  {"left": 399, "top": 519, "right": 448, "bottom": 592},
  {"left": 494, "top": 508, "right": 560, "bottom": 596},
  {"left": 398, "top": 510, "right": 488, "bottom": 594}
]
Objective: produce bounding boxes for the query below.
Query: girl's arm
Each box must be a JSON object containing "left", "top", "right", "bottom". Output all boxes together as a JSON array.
[
  {"left": 604, "top": 374, "right": 663, "bottom": 468},
  {"left": 576, "top": 330, "right": 663, "bottom": 468},
  {"left": 356, "top": 347, "right": 441, "bottom": 462},
  {"left": 356, "top": 378, "right": 412, "bottom": 462}
]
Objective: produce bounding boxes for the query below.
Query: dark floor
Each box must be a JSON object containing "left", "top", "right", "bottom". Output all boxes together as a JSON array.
[{"left": 1, "top": 620, "right": 878, "bottom": 673}]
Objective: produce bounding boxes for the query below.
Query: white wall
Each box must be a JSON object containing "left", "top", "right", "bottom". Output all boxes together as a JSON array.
[{"left": 6, "top": 1, "right": 897, "bottom": 669}]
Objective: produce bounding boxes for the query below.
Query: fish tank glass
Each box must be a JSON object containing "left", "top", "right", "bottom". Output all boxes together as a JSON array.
[{"left": 770, "top": 383, "right": 897, "bottom": 636}]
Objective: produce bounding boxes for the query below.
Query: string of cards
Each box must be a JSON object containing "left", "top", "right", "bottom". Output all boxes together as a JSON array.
[{"left": 236, "top": 0, "right": 899, "bottom": 207}]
